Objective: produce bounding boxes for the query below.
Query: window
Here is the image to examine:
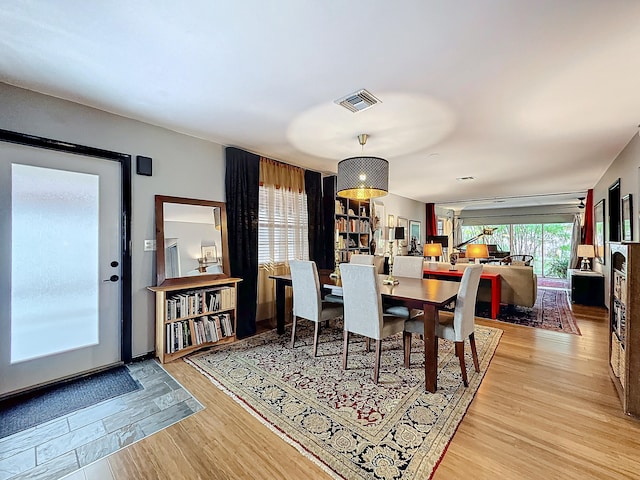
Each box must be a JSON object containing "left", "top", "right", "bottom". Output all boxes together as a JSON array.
[
  {"left": 258, "top": 184, "right": 309, "bottom": 264},
  {"left": 460, "top": 223, "right": 573, "bottom": 278}
]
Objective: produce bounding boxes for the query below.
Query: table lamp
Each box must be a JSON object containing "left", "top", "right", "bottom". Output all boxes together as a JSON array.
[
  {"left": 577, "top": 244, "right": 595, "bottom": 271},
  {"left": 423, "top": 242, "right": 443, "bottom": 262},
  {"left": 466, "top": 243, "right": 489, "bottom": 264},
  {"left": 423, "top": 242, "right": 443, "bottom": 270}
]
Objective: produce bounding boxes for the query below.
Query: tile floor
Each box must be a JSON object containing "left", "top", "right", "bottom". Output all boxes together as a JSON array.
[{"left": 0, "top": 360, "right": 203, "bottom": 480}]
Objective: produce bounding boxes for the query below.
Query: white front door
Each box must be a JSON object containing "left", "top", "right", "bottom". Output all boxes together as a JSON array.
[{"left": 0, "top": 142, "right": 122, "bottom": 397}]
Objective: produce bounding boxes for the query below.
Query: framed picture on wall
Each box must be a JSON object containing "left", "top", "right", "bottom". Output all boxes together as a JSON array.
[
  {"left": 371, "top": 201, "right": 385, "bottom": 255},
  {"left": 409, "top": 220, "right": 421, "bottom": 252},
  {"left": 622, "top": 194, "right": 633, "bottom": 241},
  {"left": 594, "top": 199, "right": 605, "bottom": 264}
]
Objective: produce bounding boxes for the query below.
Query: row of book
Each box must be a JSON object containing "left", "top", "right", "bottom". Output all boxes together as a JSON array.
[
  {"left": 166, "top": 286, "right": 235, "bottom": 320},
  {"left": 166, "top": 313, "right": 234, "bottom": 353},
  {"left": 335, "top": 219, "right": 370, "bottom": 234}
]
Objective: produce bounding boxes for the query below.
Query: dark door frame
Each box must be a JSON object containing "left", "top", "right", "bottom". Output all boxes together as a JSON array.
[{"left": 0, "top": 128, "right": 133, "bottom": 362}]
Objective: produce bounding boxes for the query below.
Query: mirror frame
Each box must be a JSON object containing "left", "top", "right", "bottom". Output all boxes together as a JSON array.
[{"left": 155, "top": 195, "right": 230, "bottom": 286}]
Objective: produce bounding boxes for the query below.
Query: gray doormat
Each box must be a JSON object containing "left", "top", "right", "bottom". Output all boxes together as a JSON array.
[{"left": 0, "top": 366, "right": 141, "bottom": 439}]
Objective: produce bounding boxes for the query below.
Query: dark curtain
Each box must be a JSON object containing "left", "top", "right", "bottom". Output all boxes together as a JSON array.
[
  {"left": 581, "top": 189, "right": 594, "bottom": 245},
  {"left": 425, "top": 203, "right": 438, "bottom": 237},
  {"left": 322, "top": 175, "right": 337, "bottom": 269},
  {"left": 225, "top": 147, "right": 260, "bottom": 338},
  {"left": 305, "top": 169, "right": 326, "bottom": 267}
]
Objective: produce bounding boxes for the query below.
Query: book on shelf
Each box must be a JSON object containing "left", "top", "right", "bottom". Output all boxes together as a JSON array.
[{"left": 165, "top": 313, "right": 235, "bottom": 354}]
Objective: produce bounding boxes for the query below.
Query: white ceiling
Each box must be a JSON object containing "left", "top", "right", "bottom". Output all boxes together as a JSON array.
[{"left": 1, "top": 1, "right": 639, "bottom": 210}]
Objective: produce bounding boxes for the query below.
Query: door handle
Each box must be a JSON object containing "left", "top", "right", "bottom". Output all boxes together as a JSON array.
[{"left": 103, "top": 275, "right": 119, "bottom": 283}]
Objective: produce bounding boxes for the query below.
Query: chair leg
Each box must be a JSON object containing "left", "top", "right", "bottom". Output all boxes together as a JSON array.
[
  {"left": 365, "top": 337, "right": 371, "bottom": 352},
  {"left": 374, "top": 339, "right": 382, "bottom": 384},
  {"left": 469, "top": 332, "right": 480, "bottom": 372},
  {"left": 455, "top": 341, "right": 468, "bottom": 387},
  {"left": 290, "top": 317, "right": 297, "bottom": 348},
  {"left": 403, "top": 332, "right": 412, "bottom": 368},
  {"left": 313, "top": 322, "right": 320, "bottom": 357},
  {"left": 342, "top": 330, "right": 350, "bottom": 370}
]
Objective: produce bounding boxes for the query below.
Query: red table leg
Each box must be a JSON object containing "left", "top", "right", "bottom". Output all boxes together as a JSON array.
[{"left": 490, "top": 276, "right": 501, "bottom": 319}]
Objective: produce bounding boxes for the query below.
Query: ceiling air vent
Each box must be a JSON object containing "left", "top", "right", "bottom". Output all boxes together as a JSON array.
[{"left": 335, "top": 89, "right": 381, "bottom": 113}]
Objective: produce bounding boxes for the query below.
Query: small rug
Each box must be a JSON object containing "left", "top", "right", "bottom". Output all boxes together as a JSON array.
[
  {"left": 0, "top": 366, "right": 141, "bottom": 439},
  {"left": 537, "top": 277, "right": 569, "bottom": 289},
  {"left": 186, "top": 321, "right": 502, "bottom": 479},
  {"left": 476, "top": 287, "right": 581, "bottom": 335}
]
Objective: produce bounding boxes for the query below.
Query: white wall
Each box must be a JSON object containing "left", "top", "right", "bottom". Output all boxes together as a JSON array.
[
  {"left": 592, "top": 132, "right": 640, "bottom": 307},
  {"left": 0, "top": 83, "right": 225, "bottom": 356}
]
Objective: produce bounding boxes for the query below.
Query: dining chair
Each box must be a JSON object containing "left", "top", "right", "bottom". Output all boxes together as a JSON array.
[
  {"left": 350, "top": 254, "right": 374, "bottom": 265},
  {"left": 403, "top": 264, "right": 483, "bottom": 387},
  {"left": 339, "top": 263, "right": 406, "bottom": 383},
  {"left": 289, "top": 260, "right": 344, "bottom": 356},
  {"left": 385, "top": 255, "right": 424, "bottom": 320}
]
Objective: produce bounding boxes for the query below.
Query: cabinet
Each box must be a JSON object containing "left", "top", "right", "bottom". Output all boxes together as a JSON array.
[
  {"left": 609, "top": 243, "right": 640, "bottom": 417},
  {"left": 568, "top": 269, "right": 604, "bottom": 306},
  {"left": 148, "top": 277, "right": 242, "bottom": 363}
]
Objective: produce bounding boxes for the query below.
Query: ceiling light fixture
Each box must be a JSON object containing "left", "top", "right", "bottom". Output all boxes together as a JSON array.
[
  {"left": 578, "top": 197, "right": 585, "bottom": 209},
  {"left": 337, "top": 134, "right": 389, "bottom": 200}
]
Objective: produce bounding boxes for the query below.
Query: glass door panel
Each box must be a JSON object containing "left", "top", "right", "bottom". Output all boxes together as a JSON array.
[
  {"left": 0, "top": 142, "right": 121, "bottom": 397},
  {"left": 11, "top": 164, "right": 100, "bottom": 363},
  {"left": 542, "top": 223, "right": 573, "bottom": 278}
]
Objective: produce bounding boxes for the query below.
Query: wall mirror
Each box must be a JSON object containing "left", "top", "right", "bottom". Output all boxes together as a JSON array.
[{"left": 155, "top": 195, "right": 230, "bottom": 286}]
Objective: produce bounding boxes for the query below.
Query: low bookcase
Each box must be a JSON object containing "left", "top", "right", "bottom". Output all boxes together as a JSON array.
[{"left": 148, "top": 277, "right": 242, "bottom": 363}]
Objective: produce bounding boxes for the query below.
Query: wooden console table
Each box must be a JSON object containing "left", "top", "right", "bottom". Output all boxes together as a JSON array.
[{"left": 423, "top": 268, "right": 501, "bottom": 319}]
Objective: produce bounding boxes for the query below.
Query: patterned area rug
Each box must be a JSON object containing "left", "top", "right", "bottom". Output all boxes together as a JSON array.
[
  {"left": 476, "top": 287, "right": 581, "bottom": 335},
  {"left": 186, "top": 321, "right": 502, "bottom": 479}
]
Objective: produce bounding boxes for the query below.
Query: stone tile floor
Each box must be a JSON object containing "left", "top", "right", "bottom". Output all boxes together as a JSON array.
[{"left": 0, "top": 360, "right": 203, "bottom": 480}]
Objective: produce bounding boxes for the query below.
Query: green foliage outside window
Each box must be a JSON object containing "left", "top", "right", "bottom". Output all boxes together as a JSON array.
[{"left": 460, "top": 222, "right": 573, "bottom": 278}]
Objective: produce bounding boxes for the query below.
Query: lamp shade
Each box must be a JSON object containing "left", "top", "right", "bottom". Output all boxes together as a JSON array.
[
  {"left": 423, "top": 243, "right": 443, "bottom": 257},
  {"left": 337, "top": 156, "right": 389, "bottom": 200},
  {"left": 466, "top": 243, "right": 489, "bottom": 259},
  {"left": 577, "top": 244, "right": 595, "bottom": 258},
  {"left": 394, "top": 227, "right": 405, "bottom": 240}
]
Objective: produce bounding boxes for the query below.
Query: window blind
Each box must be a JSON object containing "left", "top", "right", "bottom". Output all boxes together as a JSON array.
[{"left": 258, "top": 184, "right": 309, "bottom": 264}]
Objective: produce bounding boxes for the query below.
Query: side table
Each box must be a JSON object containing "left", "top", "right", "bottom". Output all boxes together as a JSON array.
[{"left": 568, "top": 269, "right": 604, "bottom": 307}]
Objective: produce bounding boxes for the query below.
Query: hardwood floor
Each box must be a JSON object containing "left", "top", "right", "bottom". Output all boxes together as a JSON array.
[{"left": 93, "top": 305, "right": 640, "bottom": 479}]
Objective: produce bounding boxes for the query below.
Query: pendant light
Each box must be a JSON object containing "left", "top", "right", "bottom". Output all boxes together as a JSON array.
[{"left": 337, "top": 134, "right": 389, "bottom": 200}]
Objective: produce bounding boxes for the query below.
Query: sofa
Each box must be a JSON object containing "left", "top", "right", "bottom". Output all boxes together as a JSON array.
[{"left": 424, "top": 261, "right": 538, "bottom": 308}]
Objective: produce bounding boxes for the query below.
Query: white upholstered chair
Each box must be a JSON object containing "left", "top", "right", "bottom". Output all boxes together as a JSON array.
[
  {"left": 391, "top": 255, "right": 424, "bottom": 278},
  {"left": 339, "top": 263, "right": 406, "bottom": 383},
  {"left": 289, "top": 260, "right": 344, "bottom": 356},
  {"left": 350, "top": 254, "right": 374, "bottom": 265},
  {"left": 385, "top": 255, "right": 425, "bottom": 320},
  {"left": 403, "top": 264, "right": 483, "bottom": 386}
]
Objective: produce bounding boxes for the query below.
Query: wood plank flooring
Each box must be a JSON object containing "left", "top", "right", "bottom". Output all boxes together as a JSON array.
[{"left": 87, "top": 304, "right": 640, "bottom": 479}]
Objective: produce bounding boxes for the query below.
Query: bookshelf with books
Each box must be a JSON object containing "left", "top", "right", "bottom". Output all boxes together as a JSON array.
[
  {"left": 148, "top": 277, "right": 241, "bottom": 363},
  {"left": 325, "top": 177, "right": 371, "bottom": 264},
  {"left": 609, "top": 242, "right": 640, "bottom": 417}
]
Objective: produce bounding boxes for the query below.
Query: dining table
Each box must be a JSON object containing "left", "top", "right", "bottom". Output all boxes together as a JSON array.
[{"left": 269, "top": 270, "right": 460, "bottom": 393}]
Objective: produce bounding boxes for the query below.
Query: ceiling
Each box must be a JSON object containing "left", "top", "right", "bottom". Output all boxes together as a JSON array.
[{"left": 1, "top": 1, "right": 639, "bottom": 211}]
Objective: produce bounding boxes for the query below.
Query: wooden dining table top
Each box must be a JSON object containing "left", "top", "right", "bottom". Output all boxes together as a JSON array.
[
  {"left": 270, "top": 270, "right": 460, "bottom": 307},
  {"left": 326, "top": 274, "right": 460, "bottom": 306}
]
